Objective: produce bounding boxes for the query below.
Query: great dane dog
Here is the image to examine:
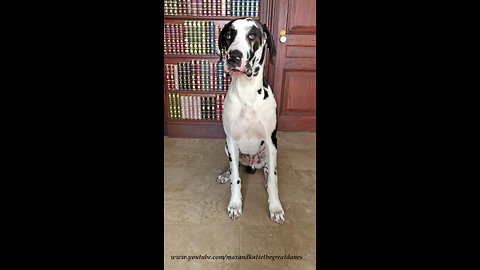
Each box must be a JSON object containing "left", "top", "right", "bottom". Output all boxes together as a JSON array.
[{"left": 216, "top": 18, "right": 284, "bottom": 224}]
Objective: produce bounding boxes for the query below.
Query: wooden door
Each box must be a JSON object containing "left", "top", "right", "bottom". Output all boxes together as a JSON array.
[{"left": 267, "top": 0, "right": 316, "bottom": 131}]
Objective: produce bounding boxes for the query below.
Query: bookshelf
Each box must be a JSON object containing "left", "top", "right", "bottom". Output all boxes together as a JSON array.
[{"left": 164, "top": 0, "right": 268, "bottom": 138}]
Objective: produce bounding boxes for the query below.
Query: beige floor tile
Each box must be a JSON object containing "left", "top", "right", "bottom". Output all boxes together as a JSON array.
[
  {"left": 276, "top": 168, "right": 316, "bottom": 186},
  {"left": 165, "top": 224, "right": 241, "bottom": 270},
  {"left": 164, "top": 166, "right": 213, "bottom": 200},
  {"left": 282, "top": 202, "right": 316, "bottom": 225},
  {"left": 164, "top": 200, "right": 206, "bottom": 224}
]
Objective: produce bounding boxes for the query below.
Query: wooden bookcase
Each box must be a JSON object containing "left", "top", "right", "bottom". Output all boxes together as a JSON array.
[{"left": 163, "top": 0, "right": 269, "bottom": 138}]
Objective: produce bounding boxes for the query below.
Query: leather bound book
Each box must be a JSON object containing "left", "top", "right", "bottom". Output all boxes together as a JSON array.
[
  {"left": 197, "top": 0, "right": 202, "bottom": 16},
  {"left": 201, "top": 96, "right": 206, "bottom": 120},
  {"left": 197, "top": 96, "right": 202, "bottom": 120},
  {"left": 179, "top": 23, "right": 184, "bottom": 54},
  {"left": 213, "top": 62, "right": 217, "bottom": 90},
  {"left": 196, "top": 60, "right": 202, "bottom": 91},
  {"left": 164, "top": 24, "right": 167, "bottom": 54},
  {"left": 174, "top": 64, "right": 179, "bottom": 90},
  {"left": 217, "top": 61, "right": 223, "bottom": 91},
  {"left": 186, "top": 0, "right": 192, "bottom": 15},
  {"left": 190, "top": 59, "right": 196, "bottom": 90},
  {"left": 165, "top": 24, "right": 171, "bottom": 54},
  {"left": 214, "top": 24, "right": 219, "bottom": 56},
  {"left": 183, "top": 21, "right": 189, "bottom": 54},
  {"left": 180, "top": 95, "right": 185, "bottom": 119},
  {"left": 209, "top": 21, "right": 214, "bottom": 55},
  {"left": 216, "top": 94, "right": 220, "bottom": 120}
]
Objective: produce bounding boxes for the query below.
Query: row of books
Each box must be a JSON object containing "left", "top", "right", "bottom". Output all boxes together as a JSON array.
[
  {"left": 168, "top": 93, "right": 226, "bottom": 120},
  {"left": 164, "top": 0, "right": 260, "bottom": 17},
  {"left": 164, "top": 21, "right": 220, "bottom": 55},
  {"left": 165, "top": 60, "right": 232, "bottom": 91}
]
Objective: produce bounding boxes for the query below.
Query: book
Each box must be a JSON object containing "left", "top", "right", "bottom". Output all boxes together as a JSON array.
[
  {"left": 190, "top": 59, "right": 196, "bottom": 90},
  {"left": 209, "top": 21, "right": 214, "bottom": 55},
  {"left": 180, "top": 96, "right": 185, "bottom": 119},
  {"left": 197, "top": 96, "right": 202, "bottom": 120},
  {"left": 168, "top": 93, "right": 173, "bottom": 118},
  {"left": 216, "top": 94, "right": 220, "bottom": 120},
  {"left": 218, "top": 61, "right": 223, "bottom": 91},
  {"left": 201, "top": 96, "right": 205, "bottom": 119},
  {"left": 174, "top": 64, "right": 179, "bottom": 90},
  {"left": 186, "top": 0, "right": 192, "bottom": 15},
  {"left": 226, "top": 0, "right": 231, "bottom": 16},
  {"left": 210, "top": 97, "right": 216, "bottom": 120}
]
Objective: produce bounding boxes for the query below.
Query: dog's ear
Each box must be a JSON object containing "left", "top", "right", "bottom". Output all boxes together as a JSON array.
[{"left": 262, "top": 23, "right": 277, "bottom": 65}]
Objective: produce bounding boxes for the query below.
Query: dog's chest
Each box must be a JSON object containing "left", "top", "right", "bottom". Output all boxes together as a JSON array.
[{"left": 231, "top": 104, "right": 266, "bottom": 143}]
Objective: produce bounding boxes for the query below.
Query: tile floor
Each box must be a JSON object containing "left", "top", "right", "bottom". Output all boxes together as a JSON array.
[{"left": 164, "top": 131, "right": 316, "bottom": 270}]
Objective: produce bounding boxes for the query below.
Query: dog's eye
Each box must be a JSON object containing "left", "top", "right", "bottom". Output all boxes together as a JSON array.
[
  {"left": 225, "top": 34, "right": 231, "bottom": 40},
  {"left": 248, "top": 33, "right": 255, "bottom": 40}
]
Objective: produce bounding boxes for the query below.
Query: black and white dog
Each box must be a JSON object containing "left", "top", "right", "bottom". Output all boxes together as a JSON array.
[{"left": 216, "top": 18, "right": 284, "bottom": 224}]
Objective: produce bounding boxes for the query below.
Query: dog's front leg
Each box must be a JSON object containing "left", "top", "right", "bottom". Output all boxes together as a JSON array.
[
  {"left": 265, "top": 140, "right": 285, "bottom": 224},
  {"left": 226, "top": 136, "right": 242, "bottom": 219}
]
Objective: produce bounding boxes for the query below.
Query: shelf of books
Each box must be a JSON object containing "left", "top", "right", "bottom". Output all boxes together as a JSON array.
[{"left": 164, "top": 0, "right": 264, "bottom": 138}]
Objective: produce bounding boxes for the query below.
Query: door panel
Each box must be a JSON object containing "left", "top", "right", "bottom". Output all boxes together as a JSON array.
[{"left": 268, "top": 0, "right": 316, "bottom": 131}]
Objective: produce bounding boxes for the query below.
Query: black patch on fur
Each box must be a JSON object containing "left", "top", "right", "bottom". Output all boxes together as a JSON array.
[
  {"left": 263, "top": 89, "right": 269, "bottom": 99},
  {"left": 261, "top": 140, "right": 264, "bottom": 145},
  {"left": 229, "top": 156, "right": 232, "bottom": 161},
  {"left": 274, "top": 171, "right": 276, "bottom": 175},
  {"left": 259, "top": 46, "right": 266, "bottom": 65},
  {"left": 263, "top": 76, "right": 268, "bottom": 88},
  {"left": 218, "top": 19, "right": 240, "bottom": 62},
  {"left": 237, "top": 180, "right": 240, "bottom": 184},
  {"left": 257, "top": 89, "right": 262, "bottom": 94},
  {"left": 271, "top": 122, "right": 278, "bottom": 149},
  {"left": 254, "top": 66, "right": 260, "bottom": 73}
]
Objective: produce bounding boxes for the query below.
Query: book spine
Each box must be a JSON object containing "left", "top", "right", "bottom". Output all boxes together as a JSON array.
[
  {"left": 180, "top": 96, "right": 187, "bottom": 119},
  {"left": 197, "top": 0, "right": 202, "bottom": 16},
  {"left": 175, "top": 24, "right": 179, "bottom": 54},
  {"left": 221, "top": 94, "right": 225, "bottom": 120},
  {"left": 207, "top": 0, "right": 212, "bottom": 17},
  {"left": 176, "top": 23, "right": 181, "bottom": 54},
  {"left": 194, "top": 21, "right": 199, "bottom": 55},
  {"left": 174, "top": 64, "right": 179, "bottom": 90},
  {"left": 189, "top": 96, "right": 195, "bottom": 120},
  {"left": 205, "top": 97, "right": 210, "bottom": 120},
  {"left": 179, "top": 23, "right": 184, "bottom": 54},
  {"left": 196, "top": 60, "right": 201, "bottom": 91},
  {"left": 200, "top": 60, "right": 205, "bottom": 91},
  {"left": 172, "top": 0, "right": 178, "bottom": 15},
  {"left": 203, "top": 21, "right": 207, "bottom": 55},
  {"left": 177, "top": 62, "right": 182, "bottom": 90},
  {"left": 191, "top": 0, "right": 196, "bottom": 16},
  {"left": 190, "top": 59, "right": 196, "bottom": 90},
  {"left": 165, "top": 24, "right": 171, "bottom": 54},
  {"left": 221, "top": 0, "right": 226, "bottom": 16},
  {"left": 168, "top": 93, "right": 173, "bottom": 118},
  {"left": 186, "top": 61, "right": 191, "bottom": 90},
  {"left": 218, "top": 61, "right": 223, "bottom": 91},
  {"left": 201, "top": 96, "right": 205, "bottom": 119},
  {"left": 175, "top": 93, "right": 180, "bottom": 119},
  {"left": 164, "top": 24, "right": 167, "bottom": 54},
  {"left": 232, "top": 0, "right": 236, "bottom": 16},
  {"left": 209, "top": 63, "right": 214, "bottom": 91},
  {"left": 164, "top": 0, "right": 169, "bottom": 15},
  {"left": 213, "top": 62, "right": 217, "bottom": 90},
  {"left": 171, "top": 92, "right": 176, "bottom": 119},
  {"left": 211, "top": 97, "right": 216, "bottom": 120},
  {"left": 182, "top": 62, "right": 187, "bottom": 90},
  {"left": 186, "top": 0, "right": 192, "bottom": 15},
  {"left": 187, "top": 21, "right": 193, "bottom": 55},
  {"left": 183, "top": 21, "right": 188, "bottom": 55},
  {"left": 254, "top": 0, "right": 259, "bottom": 17},
  {"left": 165, "top": 65, "right": 170, "bottom": 89},
  {"left": 216, "top": 94, "right": 220, "bottom": 120},
  {"left": 202, "top": 0, "right": 207, "bottom": 16},
  {"left": 246, "top": 0, "right": 251, "bottom": 17},
  {"left": 197, "top": 96, "right": 202, "bottom": 120},
  {"left": 171, "top": 24, "right": 177, "bottom": 54},
  {"left": 217, "top": 0, "right": 222, "bottom": 17},
  {"left": 183, "top": 95, "right": 188, "bottom": 119},
  {"left": 209, "top": 21, "right": 214, "bottom": 55},
  {"left": 205, "top": 60, "right": 210, "bottom": 91},
  {"left": 214, "top": 24, "right": 219, "bottom": 56},
  {"left": 226, "top": 0, "right": 231, "bottom": 16}
]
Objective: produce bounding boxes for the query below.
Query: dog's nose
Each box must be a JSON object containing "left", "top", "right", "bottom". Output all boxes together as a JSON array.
[{"left": 227, "top": 50, "right": 242, "bottom": 67}]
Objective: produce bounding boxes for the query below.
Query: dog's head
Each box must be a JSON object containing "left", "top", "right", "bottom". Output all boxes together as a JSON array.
[{"left": 218, "top": 18, "right": 276, "bottom": 77}]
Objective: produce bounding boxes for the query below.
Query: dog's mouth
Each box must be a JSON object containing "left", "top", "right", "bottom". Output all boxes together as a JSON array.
[{"left": 228, "top": 68, "right": 244, "bottom": 77}]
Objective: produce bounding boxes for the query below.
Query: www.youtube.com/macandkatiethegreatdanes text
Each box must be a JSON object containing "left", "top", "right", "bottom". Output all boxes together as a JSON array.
[{"left": 170, "top": 254, "right": 303, "bottom": 261}]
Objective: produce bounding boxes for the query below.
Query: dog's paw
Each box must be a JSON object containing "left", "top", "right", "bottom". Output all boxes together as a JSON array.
[
  {"left": 269, "top": 203, "right": 285, "bottom": 224},
  {"left": 227, "top": 201, "right": 242, "bottom": 219},
  {"left": 217, "top": 170, "right": 231, "bottom": 184}
]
